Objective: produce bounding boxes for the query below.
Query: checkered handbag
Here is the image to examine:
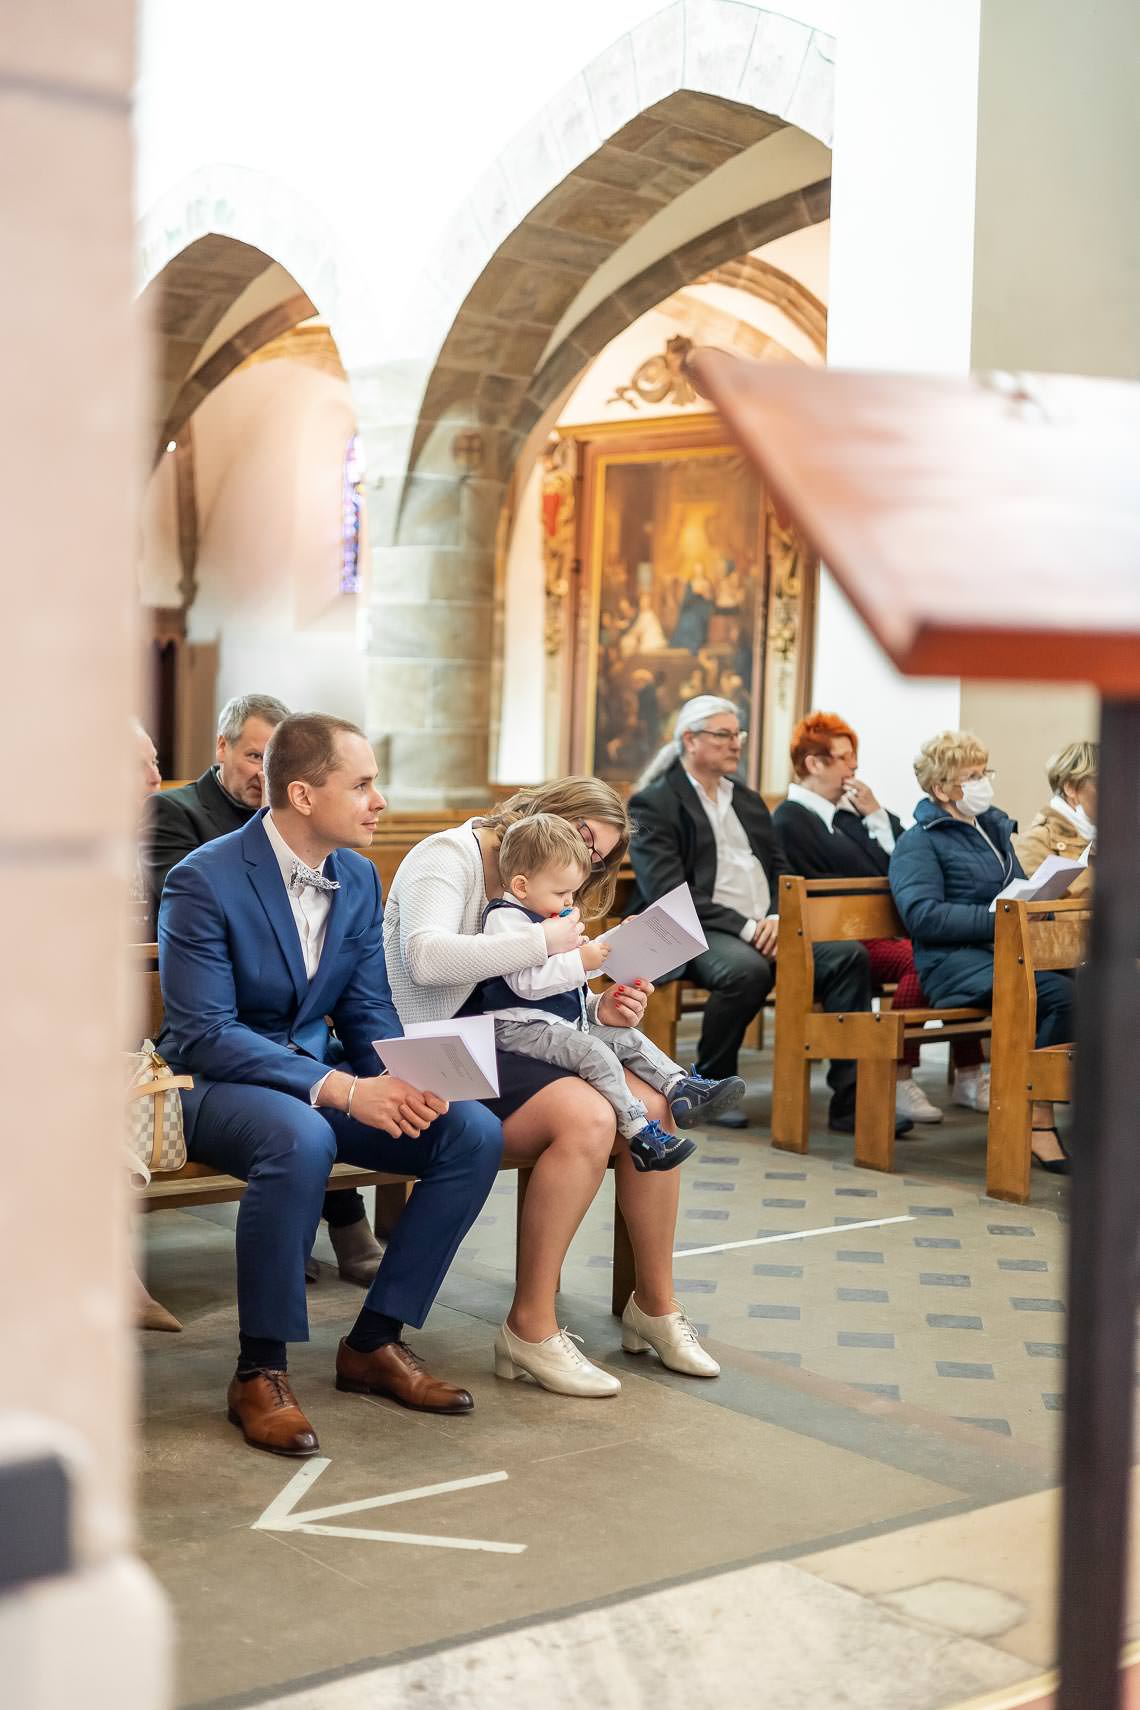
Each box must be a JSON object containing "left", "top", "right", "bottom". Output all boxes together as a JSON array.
[{"left": 126, "top": 1041, "right": 192, "bottom": 1181}]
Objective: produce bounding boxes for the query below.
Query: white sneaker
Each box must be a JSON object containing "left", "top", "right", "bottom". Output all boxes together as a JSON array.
[
  {"left": 895, "top": 1078, "right": 943, "bottom": 1124},
  {"left": 621, "top": 1294, "right": 720, "bottom": 1377},
  {"left": 493, "top": 1322, "right": 620, "bottom": 1397},
  {"left": 953, "top": 1065, "right": 991, "bottom": 1113}
]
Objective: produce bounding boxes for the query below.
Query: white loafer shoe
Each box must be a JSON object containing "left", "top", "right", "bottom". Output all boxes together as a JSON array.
[
  {"left": 621, "top": 1294, "right": 720, "bottom": 1377},
  {"left": 493, "top": 1322, "right": 621, "bottom": 1397}
]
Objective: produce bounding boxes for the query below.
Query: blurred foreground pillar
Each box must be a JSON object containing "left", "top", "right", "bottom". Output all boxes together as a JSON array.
[{"left": 0, "top": 7, "right": 170, "bottom": 1706}]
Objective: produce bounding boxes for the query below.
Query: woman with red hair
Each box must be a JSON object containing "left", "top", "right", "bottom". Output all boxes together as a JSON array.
[{"left": 773, "top": 712, "right": 988, "bottom": 1125}]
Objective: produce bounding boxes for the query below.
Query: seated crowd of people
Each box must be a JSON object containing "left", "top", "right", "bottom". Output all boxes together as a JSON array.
[{"left": 129, "top": 691, "right": 1091, "bottom": 1457}]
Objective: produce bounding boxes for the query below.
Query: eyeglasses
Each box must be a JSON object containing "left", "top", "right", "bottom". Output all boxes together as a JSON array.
[
  {"left": 697, "top": 728, "right": 747, "bottom": 744},
  {"left": 958, "top": 769, "right": 997, "bottom": 783},
  {"left": 576, "top": 819, "right": 607, "bottom": 870}
]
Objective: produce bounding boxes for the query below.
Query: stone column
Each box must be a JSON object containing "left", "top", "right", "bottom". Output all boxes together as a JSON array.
[
  {"left": 356, "top": 361, "right": 518, "bottom": 810},
  {"left": 0, "top": 5, "right": 170, "bottom": 1702}
]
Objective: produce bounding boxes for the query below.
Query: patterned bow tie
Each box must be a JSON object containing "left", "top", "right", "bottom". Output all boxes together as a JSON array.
[{"left": 289, "top": 859, "right": 340, "bottom": 896}]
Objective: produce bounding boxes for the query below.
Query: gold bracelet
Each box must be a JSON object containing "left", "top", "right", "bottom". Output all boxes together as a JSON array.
[{"left": 346, "top": 1076, "right": 359, "bottom": 1118}]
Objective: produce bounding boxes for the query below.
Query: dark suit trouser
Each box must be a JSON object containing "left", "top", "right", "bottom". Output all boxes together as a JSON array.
[
  {"left": 186, "top": 1085, "right": 502, "bottom": 1343},
  {"left": 684, "top": 933, "right": 871, "bottom": 1116}
]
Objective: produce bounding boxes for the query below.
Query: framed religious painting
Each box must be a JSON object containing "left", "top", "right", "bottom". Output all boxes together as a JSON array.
[{"left": 562, "top": 415, "right": 816, "bottom": 802}]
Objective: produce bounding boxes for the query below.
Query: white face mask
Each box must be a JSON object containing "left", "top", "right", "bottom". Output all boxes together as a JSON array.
[
  {"left": 958, "top": 776, "right": 994, "bottom": 818},
  {"left": 1072, "top": 803, "right": 1096, "bottom": 842}
]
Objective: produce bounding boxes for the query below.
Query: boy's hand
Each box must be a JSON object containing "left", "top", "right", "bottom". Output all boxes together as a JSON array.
[{"left": 580, "top": 938, "right": 611, "bottom": 972}]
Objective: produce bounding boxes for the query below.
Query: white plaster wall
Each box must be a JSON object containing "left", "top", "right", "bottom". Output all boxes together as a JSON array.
[
  {"left": 816, "top": 0, "right": 983, "bottom": 821},
  {"left": 139, "top": 358, "right": 366, "bottom": 734}
]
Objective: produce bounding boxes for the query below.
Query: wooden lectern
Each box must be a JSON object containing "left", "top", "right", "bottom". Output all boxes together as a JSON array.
[{"left": 691, "top": 352, "right": 1140, "bottom": 1710}]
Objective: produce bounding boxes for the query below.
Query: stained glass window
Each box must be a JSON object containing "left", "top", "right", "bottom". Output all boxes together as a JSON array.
[{"left": 340, "top": 433, "right": 364, "bottom": 593}]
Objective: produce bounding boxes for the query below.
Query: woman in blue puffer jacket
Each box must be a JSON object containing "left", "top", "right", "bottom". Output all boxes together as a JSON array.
[{"left": 889, "top": 731, "right": 1072, "bottom": 1173}]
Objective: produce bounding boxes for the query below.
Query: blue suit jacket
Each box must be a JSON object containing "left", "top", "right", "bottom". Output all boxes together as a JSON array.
[{"left": 156, "top": 812, "right": 401, "bottom": 1140}]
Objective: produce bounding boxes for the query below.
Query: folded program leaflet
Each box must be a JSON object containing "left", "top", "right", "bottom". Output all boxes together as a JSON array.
[{"left": 592, "top": 881, "right": 708, "bottom": 986}]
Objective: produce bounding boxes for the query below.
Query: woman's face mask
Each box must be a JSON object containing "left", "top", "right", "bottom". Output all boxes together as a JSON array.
[{"left": 957, "top": 775, "right": 995, "bottom": 819}]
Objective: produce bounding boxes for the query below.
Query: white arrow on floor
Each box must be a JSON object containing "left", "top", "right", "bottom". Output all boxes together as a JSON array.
[{"left": 251, "top": 1459, "right": 527, "bottom": 1554}]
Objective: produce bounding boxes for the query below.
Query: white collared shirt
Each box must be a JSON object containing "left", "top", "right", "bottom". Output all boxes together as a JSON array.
[
  {"left": 262, "top": 811, "right": 334, "bottom": 981},
  {"left": 685, "top": 770, "right": 771, "bottom": 941},
  {"left": 261, "top": 812, "right": 341, "bottom": 1106},
  {"left": 786, "top": 780, "right": 897, "bottom": 856}
]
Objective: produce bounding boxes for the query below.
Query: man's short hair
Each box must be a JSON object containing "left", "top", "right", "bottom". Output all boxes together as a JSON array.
[
  {"left": 265, "top": 714, "right": 367, "bottom": 809},
  {"left": 790, "top": 711, "right": 858, "bottom": 778},
  {"left": 498, "top": 814, "right": 591, "bottom": 889},
  {"left": 217, "top": 694, "right": 291, "bottom": 745}
]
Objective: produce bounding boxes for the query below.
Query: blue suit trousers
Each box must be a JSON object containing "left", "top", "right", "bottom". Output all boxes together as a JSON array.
[{"left": 187, "top": 1084, "right": 502, "bottom": 1343}]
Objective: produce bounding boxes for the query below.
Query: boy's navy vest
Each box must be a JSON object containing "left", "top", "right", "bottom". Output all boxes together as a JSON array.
[{"left": 478, "top": 897, "right": 587, "bottom": 1028}]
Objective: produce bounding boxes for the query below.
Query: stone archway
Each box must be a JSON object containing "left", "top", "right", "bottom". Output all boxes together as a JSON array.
[{"left": 359, "top": 2, "right": 834, "bottom": 807}]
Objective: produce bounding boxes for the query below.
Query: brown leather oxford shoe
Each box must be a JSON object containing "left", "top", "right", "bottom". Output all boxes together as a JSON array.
[
  {"left": 335, "top": 1338, "right": 474, "bottom": 1414},
  {"left": 226, "top": 1369, "right": 320, "bottom": 1456}
]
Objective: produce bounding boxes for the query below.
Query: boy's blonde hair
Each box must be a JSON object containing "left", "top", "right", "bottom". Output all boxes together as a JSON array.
[
  {"left": 498, "top": 813, "right": 591, "bottom": 890},
  {"left": 913, "top": 730, "right": 989, "bottom": 797}
]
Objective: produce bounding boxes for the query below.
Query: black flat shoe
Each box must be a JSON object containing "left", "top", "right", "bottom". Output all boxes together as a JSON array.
[{"left": 1031, "top": 1130, "right": 1071, "bottom": 1175}]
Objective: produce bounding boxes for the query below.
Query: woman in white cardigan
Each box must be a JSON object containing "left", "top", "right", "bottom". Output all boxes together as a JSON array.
[{"left": 384, "top": 777, "right": 718, "bottom": 1398}]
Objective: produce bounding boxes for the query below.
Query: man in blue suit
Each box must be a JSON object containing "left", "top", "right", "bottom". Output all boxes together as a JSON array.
[{"left": 158, "top": 713, "right": 503, "bottom": 1455}]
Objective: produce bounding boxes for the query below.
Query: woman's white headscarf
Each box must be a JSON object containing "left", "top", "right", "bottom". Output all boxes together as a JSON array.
[{"left": 633, "top": 695, "right": 738, "bottom": 792}]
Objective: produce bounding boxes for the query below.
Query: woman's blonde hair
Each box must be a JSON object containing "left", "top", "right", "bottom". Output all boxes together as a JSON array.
[
  {"left": 913, "top": 730, "right": 989, "bottom": 797},
  {"left": 498, "top": 814, "right": 590, "bottom": 890},
  {"left": 477, "top": 776, "right": 631, "bottom": 918},
  {"left": 1046, "top": 739, "right": 1098, "bottom": 798}
]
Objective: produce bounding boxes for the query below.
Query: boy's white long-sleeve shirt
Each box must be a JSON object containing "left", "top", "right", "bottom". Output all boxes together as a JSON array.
[{"left": 483, "top": 896, "right": 595, "bottom": 1029}]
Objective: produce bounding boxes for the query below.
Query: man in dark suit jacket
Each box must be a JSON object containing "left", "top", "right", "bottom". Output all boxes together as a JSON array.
[
  {"left": 158, "top": 714, "right": 502, "bottom": 1456},
  {"left": 629, "top": 697, "right": 905, "bottom": 1136},
  {"left": 143, "top": 692, "right": 290, "bottom": 913}
]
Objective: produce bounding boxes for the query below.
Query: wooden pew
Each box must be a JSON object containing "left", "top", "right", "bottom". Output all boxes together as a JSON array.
[
  {"left": 771, "top": 876, "right": 991, "bottom": 1174},
  {"left": 987, "top": 895, "right": 1087, "bottom": 1204},
  {"left": 130, "top": 944, "right": 636, "bottom": 1315}
]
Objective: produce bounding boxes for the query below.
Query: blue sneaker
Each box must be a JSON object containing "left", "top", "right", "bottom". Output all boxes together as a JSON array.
[
  {"left": 628, "top": 1119, "right": 697, "bottom": 1173},
  {"left": 668, "top": 1068, "right": 746, "bottom": 1129}
]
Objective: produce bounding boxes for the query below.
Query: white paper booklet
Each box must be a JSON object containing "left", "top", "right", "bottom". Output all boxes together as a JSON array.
[
  {"left": 372, "top": 1016, "right": 500, "bottom": 1100},
  {"left": 989, "top": 852, "right": 1086, "bottom": 911},
  {"left": 593, "top": 881, "right": 708, "bottom": 986}
]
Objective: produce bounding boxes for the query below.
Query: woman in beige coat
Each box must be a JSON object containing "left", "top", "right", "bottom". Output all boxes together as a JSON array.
[{"left": 1015, "top": 740, "right": 1097, "bottom": 894}]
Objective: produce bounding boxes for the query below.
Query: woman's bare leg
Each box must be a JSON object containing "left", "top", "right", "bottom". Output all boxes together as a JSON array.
[
  {"left": 1031, "top": 1099, "right": 1066, "bottom": 1162},
  {"left": 502, "top": 1078, "right": 616, "bottom": 1342},
  {"left": 612, "top": 1073, "right": 681, "bottom": 1318}
]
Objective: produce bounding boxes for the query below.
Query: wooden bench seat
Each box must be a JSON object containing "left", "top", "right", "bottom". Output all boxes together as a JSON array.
[
  {"left": 987, "top": 895, "right": 1087, "bottom": 1204},
  {"left": 131, "top": 944, "right": 635, "bottom": 1314},
  {"left": 771, "top": 875, "right": 992, "bottom": 1174}
]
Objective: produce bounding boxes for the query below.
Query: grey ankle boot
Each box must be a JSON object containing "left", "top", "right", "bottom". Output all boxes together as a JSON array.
[{"left": 329, "top": 1219, "right": 385, "bottom": 1287}]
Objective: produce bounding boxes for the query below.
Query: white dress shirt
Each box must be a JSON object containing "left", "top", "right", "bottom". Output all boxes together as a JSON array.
[
  {"left": 786, "top": 781, "right": 897, "bottom": 856},
  {"left": 685, "top": 771, "right": 772, "bottom": 942},
  {"left": 262, "top": 811, "right": 335, "bottom": 980},
  {"left": 262, "top": 812, "right": 338, "bottom": 1104}
]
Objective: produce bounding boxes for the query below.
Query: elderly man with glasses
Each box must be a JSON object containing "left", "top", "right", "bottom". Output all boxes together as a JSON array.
[{"left": 629, "top": 697, "right": 909, "bottom": 1135}]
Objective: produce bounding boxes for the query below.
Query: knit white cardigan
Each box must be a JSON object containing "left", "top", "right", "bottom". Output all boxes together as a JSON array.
[{"left": 382, "top": 820, "right": 548, "bottom": 1025}]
